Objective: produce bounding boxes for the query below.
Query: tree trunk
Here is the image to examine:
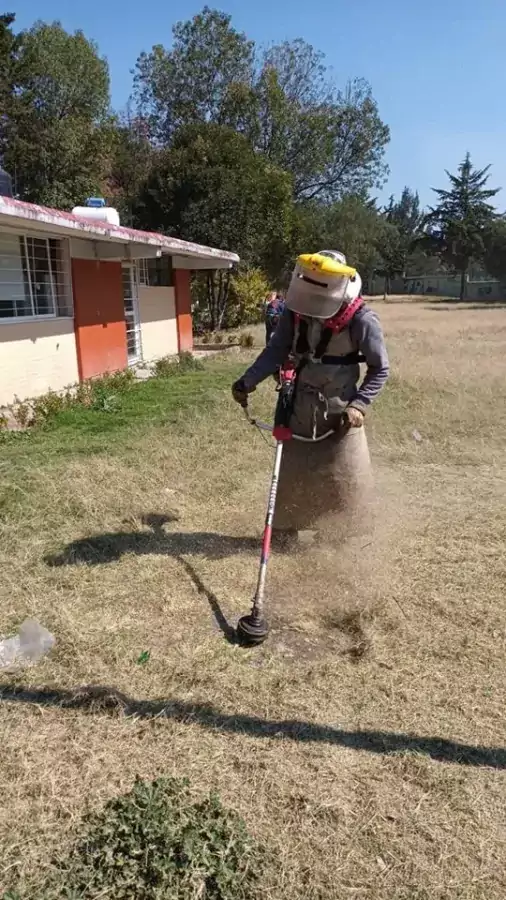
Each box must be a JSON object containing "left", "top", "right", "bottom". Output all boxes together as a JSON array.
[
  {"left": 207, "top": 272, "right": 217, "bottom": 331},
  {"left": 206, "top": 270, "right": 231, "bottom": 331},
  {"left": 460, "top": 268, "right": 467, "bottom": 302}
]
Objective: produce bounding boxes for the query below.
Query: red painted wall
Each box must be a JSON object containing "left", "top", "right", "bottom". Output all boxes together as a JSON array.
[
  {"left": 72, "top": 259, "right": 127, "bottom": 380},
  {"left": 174, "top": 269, "right": 193, "bottom": 352}
]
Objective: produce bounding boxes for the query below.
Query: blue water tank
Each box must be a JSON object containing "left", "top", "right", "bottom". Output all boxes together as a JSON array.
[{"left": 85, "top": 197, "right": 106, "bottom": 208}]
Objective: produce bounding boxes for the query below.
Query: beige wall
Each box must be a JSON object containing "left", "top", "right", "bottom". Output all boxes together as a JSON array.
[
  {"left": 0, "top": 319, "right": 79, "bottom": 405},
  {"left": 138, "top": 286, "right": 178, "bottom": 360}
]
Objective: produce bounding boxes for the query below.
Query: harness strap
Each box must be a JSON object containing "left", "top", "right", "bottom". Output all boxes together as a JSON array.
[
  {"left": 294, "top": 295, "right": 364, "bottom": 360},
  {"left": 320, "top": 352, "right": 366, "bottom": 365}
]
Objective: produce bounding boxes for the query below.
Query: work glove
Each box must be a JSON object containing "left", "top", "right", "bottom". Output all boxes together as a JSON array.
[
  {"left": 232, "top": 378, "right": 255, "bottom": 406},
  {"left": 343, "top": 406, "right": 365, "bottom": 428}
]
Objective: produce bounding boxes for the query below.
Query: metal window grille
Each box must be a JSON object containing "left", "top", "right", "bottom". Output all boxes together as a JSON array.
[
  {"left": 122, "top": 264, "right": 142, "bottom": 363},
  {"left": 0, "top": 232, "right": 72, "bottom": 320},
  {"left": 135, "top": 255, "right": 173, "bottom": 288}
]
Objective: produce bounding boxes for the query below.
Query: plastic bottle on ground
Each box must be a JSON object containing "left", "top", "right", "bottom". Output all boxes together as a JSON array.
[{"left": 0, "top": 619, "right": 55, "bottom": 669}]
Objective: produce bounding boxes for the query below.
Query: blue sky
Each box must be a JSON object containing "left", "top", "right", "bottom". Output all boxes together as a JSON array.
[{"left": 13, "top": 0, "right": 506, "bottom": 208}]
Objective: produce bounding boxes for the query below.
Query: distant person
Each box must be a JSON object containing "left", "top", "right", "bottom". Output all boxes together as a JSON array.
[{"left": 264, "top": 291, "right": 286, "bottom": 345}]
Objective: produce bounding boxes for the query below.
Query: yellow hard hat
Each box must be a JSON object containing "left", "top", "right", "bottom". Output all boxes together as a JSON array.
[{"left": 297, "top": 252, "right": 357, "bottom": 280}]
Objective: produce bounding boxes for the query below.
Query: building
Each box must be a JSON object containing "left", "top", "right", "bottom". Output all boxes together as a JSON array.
[{"left": 0, "top": 194, "right": 239, "bottom": 407}]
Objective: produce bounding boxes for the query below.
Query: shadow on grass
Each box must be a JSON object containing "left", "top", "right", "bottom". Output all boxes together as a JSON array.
[
  {"left": 46, "top": 515, "right": 243, "bottom": 643},
  {"left": 46, "top": 514, "right": 259, "bottom": 567},
  {"left": 178, "top": 556, "right": 237, "bottom": 643},
  {"left": 0, "top": 684, "right": 504, "bottom": 769}
]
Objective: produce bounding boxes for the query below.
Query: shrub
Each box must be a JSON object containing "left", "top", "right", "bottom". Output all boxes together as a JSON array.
[
  {"left": 213, "top": 332, "right": 223, "bottom": 345},
  {"left": 229, "top": 268, "right": 271, "bottom": 327},
  {"left": 239, "top": 332, "right": 254, "bottom": 349},
  {"left": 153, "top": 353, "right": 204, "bottom": 377},
  {"left": 192, "top": 267, "right": 271, "bottom": 331},
  {"left": 4, "top": 369, "right": 137, "bottom": 430},
  {"left": 13, "top": 777, "right": 262, "bottom": 900}
]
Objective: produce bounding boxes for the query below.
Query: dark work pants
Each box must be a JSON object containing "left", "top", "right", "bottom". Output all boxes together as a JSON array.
[{"left": 265, "top": 321, "right": 276, "bottom": 345}]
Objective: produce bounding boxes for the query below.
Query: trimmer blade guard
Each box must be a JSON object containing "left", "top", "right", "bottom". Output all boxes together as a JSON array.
[{"left": 236, "top": 613, "right": 269, "bottom": 646}]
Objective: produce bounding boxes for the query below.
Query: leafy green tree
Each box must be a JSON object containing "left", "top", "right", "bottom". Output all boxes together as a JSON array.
[
  {"left": 134, "top": 6, "right": 254, "bottom": 144},
  {"left": 134, "top": 8, "right": 390, "bottom": 203},
  {"left": 137, "top": 123, "right": 292, "bottom": 328},
  {"left": 375, "top": 221, "right": 403, "bottom": 296},
  {"left": 325, "top": 196, "right": 386, "bottom": 277},
  {"left": 106, "top": 106, "right": 154, "bottom": 225},
  {"left": 371, "top": 187, "right": 424, "bottom": 293},
  {"left": 250, "top": 43, "right": 389, "bottom": 202},
  {"left": 385, "top": 187, "right": 422, "bottom": 235},
  {"left": 0, "top": 13, "right": 17, "bottom": 143},
  {"left": 482, "top": 218, "right": 506, "bottom": 284},
  {"left": 3, "top": 21, "right": 112, "bottom": 207},
  {"left": 291, "top": 196, "right": 385, "bottom": 286},
  {"left": 425, "top": 153, "right": 499, "bottom": 300}
]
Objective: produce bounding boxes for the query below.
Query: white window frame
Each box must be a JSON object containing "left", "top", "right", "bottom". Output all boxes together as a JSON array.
[
  {"left": 22, "top": 235, "right": 56, "bottom": 318},
  {"left": 135, "top": 255, "right": 174, "bottom": 288},
  {"left": 0, "top": 229, "right": 73, "bottom": 323},
  {"left": 122, "top": 263, "right": 143, "bottom": 365},
  {"left": 137, "top": 258, "right": 149, "bottom": 287}
]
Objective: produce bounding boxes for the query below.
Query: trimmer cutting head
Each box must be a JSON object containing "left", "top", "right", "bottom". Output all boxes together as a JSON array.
[{"left": 236, "top": 612, "right": 269, "bottom": 646}]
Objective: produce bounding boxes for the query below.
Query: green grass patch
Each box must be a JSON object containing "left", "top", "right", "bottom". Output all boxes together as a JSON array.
[
  {"left": 6, "top": 777, "right": 262, "bottom": 900},
  {"left": 0, "top": 358, "right": 244, "bottom": 466}
]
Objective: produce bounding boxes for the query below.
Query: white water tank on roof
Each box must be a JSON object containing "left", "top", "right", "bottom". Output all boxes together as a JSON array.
[{"left": 72, "top": 197, "right": 120, "bottom": 226}]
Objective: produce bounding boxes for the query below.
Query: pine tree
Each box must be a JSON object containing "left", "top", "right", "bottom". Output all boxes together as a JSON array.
[{"left": 425, "top": 153, "right": 499, "bottom": 300}]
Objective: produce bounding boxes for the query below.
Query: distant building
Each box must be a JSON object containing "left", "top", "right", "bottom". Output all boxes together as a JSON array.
[{"left": 367, "top": 272, "right": 503, "bottom": 299}]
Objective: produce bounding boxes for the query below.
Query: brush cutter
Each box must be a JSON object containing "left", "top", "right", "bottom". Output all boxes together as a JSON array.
[{"left": 236, "top": 368, "right": 349, "bottom": 647}]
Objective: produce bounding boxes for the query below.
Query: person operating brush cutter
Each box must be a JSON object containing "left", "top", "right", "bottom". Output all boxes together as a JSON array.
[{"left": 232, "top": 251, "right": 389, "bottom": 548}]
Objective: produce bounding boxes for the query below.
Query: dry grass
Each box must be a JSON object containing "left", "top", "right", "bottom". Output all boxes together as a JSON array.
[{"left": 1, "top": 301, "right": 505, "bottom": 898}]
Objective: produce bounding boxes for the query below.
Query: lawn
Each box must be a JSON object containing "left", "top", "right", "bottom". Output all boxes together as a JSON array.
[{"left": 0, "top": 300, "right": 505, "bottom": 899}]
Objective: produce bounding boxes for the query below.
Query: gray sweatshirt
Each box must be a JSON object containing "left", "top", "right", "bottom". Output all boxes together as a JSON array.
[{"left": 242, "top": 304, "right": 389, "bottom": 413}]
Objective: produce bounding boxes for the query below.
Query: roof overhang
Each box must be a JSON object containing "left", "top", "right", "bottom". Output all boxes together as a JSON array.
[{"left": 0, "top": 196, "right": 239, "bottom": 270}]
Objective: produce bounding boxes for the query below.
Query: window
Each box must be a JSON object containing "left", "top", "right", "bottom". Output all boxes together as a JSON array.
[
  {"left": 0, "top": 232, "right": 71, "bottom": 320},
  {"left": 137, "top": 258, "right": 149, "bottom": 287},
  {"left": 136, "top": 255, "right": 173, "bottom": 288}
]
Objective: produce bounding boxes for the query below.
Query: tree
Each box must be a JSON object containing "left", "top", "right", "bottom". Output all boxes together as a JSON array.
[
  {"left": 425, "top": 153, "right": 500, "bottom": 300},
  {"left": 375, "top": 221, "right": 403, "bottom": 296},
  {"left": 385, "top": 188, "right": 422, "bottom": 243},
  {"left": 250, "top": 45, "right": 390, "bottom": 202},
  {"left": 133, "top": 9, "right": 390, "bottom": 203},
  {"left": 134, "top": 6, "right": 254, "bottom": 144},
  {"left": 0, "top": 14, "right": 16, "bottom": 116},
  {"left": 290, "top": 196, "right": 386, "bottom": 287},
  {"left": 372, "top": 187, "right": 425, "bottom": 293},
  {"left": 2, "top": 21, "right": 112, "bottom": 207},
  {"left": 482, "top": 218, "right": 506, "bottom": 284},
  {"left": 106, "top": 106, "right": 154, "bottom": 225},
  {"left": 136, "top": 123, "right": 293, "bottom": 328}
]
